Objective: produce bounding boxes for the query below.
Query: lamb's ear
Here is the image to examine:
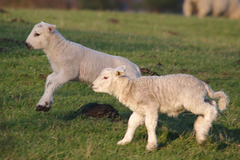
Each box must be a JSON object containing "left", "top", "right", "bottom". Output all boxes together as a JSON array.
[
  {"left": 115, "top": 65, "right": 126, "bottom": 76},
  {"left": 48, "top": 25, "right": 56, "bottom": 33}
]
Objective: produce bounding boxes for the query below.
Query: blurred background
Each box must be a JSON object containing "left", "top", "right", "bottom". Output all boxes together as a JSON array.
[{"left": 0, "top": 0, "right": 184, "bottom": 13}]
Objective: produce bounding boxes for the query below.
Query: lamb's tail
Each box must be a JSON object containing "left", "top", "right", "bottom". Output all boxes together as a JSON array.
[{"left": 201, "top": 81, "right": 228, "bottom": 112}]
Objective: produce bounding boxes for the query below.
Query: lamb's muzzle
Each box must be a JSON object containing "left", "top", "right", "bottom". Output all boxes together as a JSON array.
[
  {"left": 92, "top": 84, "right": 98, "bottom": 90},
  {"left": 25, "top": 42, "right": 34, "bottom": 50}
]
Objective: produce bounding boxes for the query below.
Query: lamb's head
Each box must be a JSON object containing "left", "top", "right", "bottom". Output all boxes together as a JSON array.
[
  {"left": 25, "top": 22, "right": 56, "bottom": 50},
  {"left": 92, "top": 65, "right": 126, "bottom": 93}
]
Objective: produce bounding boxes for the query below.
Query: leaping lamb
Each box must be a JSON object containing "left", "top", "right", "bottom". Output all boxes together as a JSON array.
[
  {"left": 25, "top": 22, "right": 141, "bottom": 112},
  {"left": 92, "top": 66, "right": 228, "bottom": 151}
]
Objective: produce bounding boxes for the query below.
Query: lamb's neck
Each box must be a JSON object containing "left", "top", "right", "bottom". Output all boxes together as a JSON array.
[
  {"left": 111, "top": 77, "right": 134, "bottom": 102},
  {"left": 43, "top": 30, "right": 68, "bottom": 57}
]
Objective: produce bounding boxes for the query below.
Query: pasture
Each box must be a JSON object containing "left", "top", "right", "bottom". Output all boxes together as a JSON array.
[{"left": 0, "top": 8, "right": 239, "bottom": 159}]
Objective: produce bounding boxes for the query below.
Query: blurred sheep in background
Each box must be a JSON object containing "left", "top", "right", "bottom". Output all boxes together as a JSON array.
[{"left": 183, "top": 0, "right": 240, "bottom": 19}]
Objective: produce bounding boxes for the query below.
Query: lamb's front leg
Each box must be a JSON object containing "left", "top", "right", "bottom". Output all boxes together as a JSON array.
[
  {"left": 36, "top": 71, "right": 75, "bottom": 112},
  {"left": 45, "top": 72, "right": 57, "bottom": 103},
  {"left": 117, "top": 112, "right": 144, "bottom": 145},
  {"left": 145, "top": 111, "right": 158, "bottom": 151}
]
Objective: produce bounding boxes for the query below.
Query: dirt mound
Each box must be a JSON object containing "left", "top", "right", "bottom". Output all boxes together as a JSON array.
[{"left": 75, "top": 103, "right": 120, "bottom": 120}]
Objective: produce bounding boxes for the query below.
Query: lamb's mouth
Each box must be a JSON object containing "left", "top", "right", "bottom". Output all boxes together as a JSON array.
[
  {"left": 92, "top": 87, "right": 98, "bottom": 90},
  {"left": 25, "top": 42, "right": 34, "bottom": 50}
]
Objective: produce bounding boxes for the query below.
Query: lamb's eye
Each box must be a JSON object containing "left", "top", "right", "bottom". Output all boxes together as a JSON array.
[
  {"left": 103, "top": 77, "right": 108, "bottom": 79},
  {"left": 34, "top": 33, "right": 40, "bottom": 37}
]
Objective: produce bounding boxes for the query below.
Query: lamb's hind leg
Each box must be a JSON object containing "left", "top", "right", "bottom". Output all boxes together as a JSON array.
[
  {"left": 117, "top": 112, "right": 144, "bottom": 145},
  {"left": 192, "top": 101, "right": 218, "bottom": 145}
]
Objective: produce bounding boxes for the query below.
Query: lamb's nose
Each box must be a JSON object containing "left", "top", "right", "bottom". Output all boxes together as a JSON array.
[
  {"left": 25, "top": 42, "right": 33, "bottom": 50},
  {"left": 25, "top": 42, "right": 29, "bottom": 47},
  {"left": 92, "top": 84, "right": 94, "bottom": 87}
]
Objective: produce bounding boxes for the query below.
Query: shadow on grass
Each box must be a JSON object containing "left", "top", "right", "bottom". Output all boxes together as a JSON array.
[
  {"left": 158, "top": 113, "right": 239, "bottom": 149},
  {"left": 0, "top": 106, "right": 239, "bottom": 151},
  {"left": 55, "top": 105, "right": 240, "bottom": 149},
  {"left": 157, "top": 131, "right": 181, "bottom": 149},
  {"left": 212, "top": 124, "right": 240, "bottom": 150}
]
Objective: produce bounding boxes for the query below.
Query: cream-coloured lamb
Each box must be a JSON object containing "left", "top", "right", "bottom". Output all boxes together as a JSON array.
[
  {"left": 183, "top": 0, "right": 240, "bottom": 19},
  {"left": 25, "top": 22, "right": 141, "bottom": 112},
  {"left": 92, "top": 66, "right": 228, "bottom": 151}
]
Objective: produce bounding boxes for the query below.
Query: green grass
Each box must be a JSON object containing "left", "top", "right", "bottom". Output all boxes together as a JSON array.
[{"left": 0, "top": 8, "right": 240, "bottom": 160}]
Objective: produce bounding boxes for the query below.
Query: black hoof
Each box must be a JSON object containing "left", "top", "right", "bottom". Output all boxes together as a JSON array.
[
  {"left": 36, "top": 105, "right": 51, "bottom": 112},
  {"left": 198, "top": 140, "right": 206, "bottom": 146}
]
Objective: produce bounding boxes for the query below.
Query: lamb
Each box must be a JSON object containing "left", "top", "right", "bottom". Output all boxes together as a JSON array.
[
  {"left": 25, "top": 22, "right": 141, "bottom": 112},
  {"left": 92, "top": 66, "right": 228, "bottom": 151},
  {"left": 183, "top": 0, "right": 240, "bottom": 19}
]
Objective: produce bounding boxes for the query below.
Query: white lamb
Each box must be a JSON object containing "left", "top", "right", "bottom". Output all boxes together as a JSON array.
[
  {"left": 25, "top": 22, "right": 141, "bottom": 112},
  {"left": 92, "top": 66, "right": 228, "bottom": 151}
]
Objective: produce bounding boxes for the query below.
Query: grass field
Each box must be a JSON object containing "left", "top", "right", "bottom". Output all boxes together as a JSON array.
[{"left": 0, "top": 8, "right": 240, "bottom": 160}]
